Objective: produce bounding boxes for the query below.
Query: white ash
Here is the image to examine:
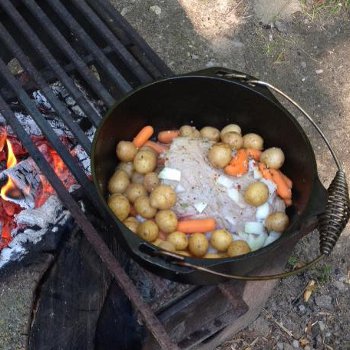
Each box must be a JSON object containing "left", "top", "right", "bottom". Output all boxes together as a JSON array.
[{"left": 73, "top": 144, "right": 91, "bottom": 175}]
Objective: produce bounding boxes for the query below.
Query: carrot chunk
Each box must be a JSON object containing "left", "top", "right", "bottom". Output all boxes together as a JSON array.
[
  {"left": 258, "top": 162, "right": 273, "bottom": 180},
  {"left": 158, "top": 130, "right": 180, "bottom": 144},
  {"left": 144, "top": 140, "right": 169, "bottom": 154},
  {"left": 224, "top": 149, "right": 248, "bottom": 177},
  {"left": 270, "top": 169, "right": 292, "bottom": 199},
  {"left": 133, "top": 125, "right": 154, "bottom": 148},
  {"left": 246, "top": 148, "right": 262, "bottom": 161},
  {"left": 177, "top": 218, "right": 216, "bottom": 234}
]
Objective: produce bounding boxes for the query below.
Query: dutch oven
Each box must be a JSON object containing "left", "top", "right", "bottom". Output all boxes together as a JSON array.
[{"left": 91, "top": 68, "right": 349, "bottom": 285}]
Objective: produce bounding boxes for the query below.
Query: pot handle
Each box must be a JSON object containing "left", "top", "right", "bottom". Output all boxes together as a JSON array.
[{"left": 158, "top": 73, "right": 350, "bottom": 281}]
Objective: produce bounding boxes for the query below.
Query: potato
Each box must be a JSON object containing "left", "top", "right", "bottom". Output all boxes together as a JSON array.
[
  {"left": 108, "top": 169, "right": 130, "bottom": 194},
  {"left": 176, "top": 250, "right": 191, "bottom": 257},
  {"left": 242, "top": 133, "right": 264, "bottom": 150},
  {"left": 210, "top": 229, "right": 233, "bottom": 252},
  {"left": 179, "top": 125, "right": 200, "bottom": 138},
  {"left": 221, "top": 132, "right": 243, "bottom": 150},
  {"left": 140, "top": 145, "right": 157, "bottom": 155},
  {"left": 188, "top": 233, "right": 209, "bottom": 257},
  {"left": 125, "top": 183, "right": 147, "bottom": 203},
  {"left": 167, "top": 231, "right": 188, "bottom": 250},
  {"left": 200, "top": 126, "right": 220, "bottom": 141},
  {"left": 204, "top": 253, "right": 223, "bottom": 259},
  {"left": 116, "top": 141, "right": 137, "bottom": 162},
  {"left": 221, "top": 124, "right": 241, "bottom": 137},
  {"left": 150, "top": 185, "right": 177, "bottom": 210},
  {"left": 133, "top": 150, "right": 157, "bottom": 174},
  {"left": 155, "top": 210, "right": 178, "bottom": 233},
  {"left": 158, "top": 240, "right": 176, "bottom": 252},
  {"left": 265, "top": 212, "right": 289, "bottom": 232},
  {"left": 131, "top": 172, "right": 144, "bottom": 184},
  {"left": 143, "top": 172, "right": 160, "bottom": 192},
  {"left": 108, "top": 194, "right": 130, "bottom": 221},
  {"left": 134, "top": 195, "right": 157, "bottom": 219},
  {"left": 137, "top": 220, "right": 159, "bottom": 242},
  {"left": 244, "top": 181, "right": 269, "bottom": 207},
  {"left": 260, "top": 147, "right": 285, "bottom": 169},
  {"left": 208, "top": 143, "right": 232, "bottom": 168},
  {"left": 117, "top": 162, "right": 134, "bottom": 178},
  {"left": 123, "top": 216, "right": 139, "bottom": 233},
  {"left": 227, "top": 240, "right": 251, "bottom": 257}
]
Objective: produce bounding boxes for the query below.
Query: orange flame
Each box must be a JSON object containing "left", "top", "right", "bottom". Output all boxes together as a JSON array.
[
  {"left": 1, "top": 139, "right": 18, "bottom": 201},
  {"left": 0, "top": 129, "right": 7, "bottom": 152}
]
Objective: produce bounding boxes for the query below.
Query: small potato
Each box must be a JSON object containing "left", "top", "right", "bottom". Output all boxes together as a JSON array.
[
  {"left": 227, "top": 240, "right": 251, "bottom": 257},
  {"left": 140, "top": 145, "right": 157, "bottom": 155},
  {"left": 143, "top": 172, "right": 160, "bottom": 192},
  {"left": 243, "top": 133, "right": 264, "bottom": 150},
  {"left": 108, "top": 194, "right": 130, "bottom": 221},
  {"left": 117, "top": 162, "right": 134, "bottom": 178},
  {"left": 265, "top": 212, "right": 289, "bottom": 232},
  {"left": 167, "top": 231, "right": 188, "bottom": 250},
  {"left": 210, "top": 229, "right": 233, "bottom": 252},
  {"left": 179, "top": 125, "right": 200, "bottom": 138},
  {"left": 221, "top": 124, "right": 242, "bottom": 137},
  {"left": 131, "top": 172, "right": 144, "bottom": 184},
  {"left": 123, "top": 216, "right": 139, "bottom": 233},
  {"left": 221, "top": 132, "right": 243, "bottom": 150},
  {"left": 137, "top": 220, "right": 159, "bottom": 242},
  {"left": 204, "top": 253, "right": 223, "bottom": 259},
  {"left": 116, "top": 141, "right": 137, "bottom": 162},
  {"left": 108, "top": 169, "right": 130, "bottom": 194},
  {"left": 176, "top": 250, "right": 191, "bottom": 257},
  {"left": 155, "top": 210, "right": 178, "bottom": 233},
  {"left": 244, "top": 181, "right": 269, "bottom": 207},
  {"left": 200, "top": 126, "right": 220, "bottom": 141},
  {"left": 188, "top": 233, "right": 209, "bottom": 257},
  {"left": 134, "top": 195, "right": 157, "bottom": 219},
  {"left": 158, "top": 240, "right": 176, "bottom": 252},
  {"left": 208, "top": 143, "right": 232, "bottom": 168},
  {"left": 125, "top": 183, "right": 147, "bottom": 203},
  {"left": 150, "top": 185, "right": 177, "bottom": 210},
  {"left": 133, "top": 150, "right": 157, "bottom": 174},
  {"left": 260, "top": 147, "right": 285, "bottom": 169}
]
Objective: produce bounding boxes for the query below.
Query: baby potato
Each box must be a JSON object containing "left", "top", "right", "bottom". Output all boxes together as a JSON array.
[
  {"left": 167, "top": 231, "right": 188, "bottom": 250},
  {"left": 265, "top": 212, "right": 289, "bottom": 232},
  {"left": 221, "top": 132, "right": 243, "bottom": 150},
  {"left": 150, "top": 185, "right": 177, "bottom": 210},
  {"left": 155, "top": 210, "right": 178, "bottom": 233},
  {"left": 117, "top": 162, "right": 134, "bottom": 178},
  {"left": 221, "top": 123, "right": 242, "bottom": 137},
  {"left": 134, "top": 195, "right": 157, "bottom": 219},
  {"left": 179, "top": 125, "right": 200, "bottom": 138},
  {"left": 131, "top": 172, "right": 144, "bottom": 184},
  {"left": 116, "top": 141, "right": 137, "bottom": 162},
  {"left": 133, "top": 150, "right": 157, "bottom": 174},
  {"left": 158, "top": 240, "right": 176, "bottom": 252},
  {"left": 137, "top": 220, "right": 159, "bottom": 242},
  {"left": 125, "top": 183, "right": 147, "bottom": 203},
  {"left": 188, "top": 233, "right": 209, "bottom": 257},
  {"left": 108, "top": 194, "right": 130, "bottom": 221},
  {"left": 123, "top": 216, "right": 139, "bottom": 233},
  {"left": 227, "top": 240, "right": 251, "bottom": 257},
  {"left": 143, "top": 172, "right": 160, "bottom": 192},
  {"left": 204, "top": 253, "right": 223, "bottom": 259},
  {"left": 208, "top": 143, "right": 232, "bottom": 168},
  {"left": 108, "top": 169, "right": 130, "bottom": 194},
  {"left": 210, "top": 229, "right": 233, "bottom": 252},
  {"left": 176, "top": 250, "right": 191, "bottom": 257},
  {"left": 243, "top": 133, "right": 264, "bottom": 150},
  {"left": 260, "top": 147, "right": 285, "bottom": 169},
  {"left": 200, "top": 126, "right": 220, "bottom": 141},
  {"left": 244, "top": 181, "right": 269, "bottom": 207},
  {"left": 140, "top": 145, "right": 157, "bottom": 155}
]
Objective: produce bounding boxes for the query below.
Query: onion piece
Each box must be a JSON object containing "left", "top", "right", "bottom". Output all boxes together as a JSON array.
[
  {"left": 260, "top": 178, "right": 277, "bottom": 196},
  {"left": 175, "top": 183, "right": 185, "bottom": 193},
  {"left": 227, "top": 188, "right": 245, "bottom": 208},
  {"left": 194, "top": 201, "right": 207, "bottom": 213},
  {"left": 216, "top": 174, "right": 234, "bottom": 188},
  {"left": 253, "top": 167, "right": 262, "bottom": 180},
  {"left": 247, "top": 232, "right": 268, "bottom": 251},
  {"left": 245, "top": 222, "right": 266, "bottom": 235},
  {"left": 158, "top": 167, "right": 181, "bottom": 181},
  {"left": 256, "top": 202, "right": 270, "bottom": 221},
  {"left": 263, "top": 231, "right": 282, "bottom": 247},
  {"left": 136, "top": 215, "right": 146, "bottom": 223},
  {"left": 237, "top": 231, "right": 249, "bottom": 241}
]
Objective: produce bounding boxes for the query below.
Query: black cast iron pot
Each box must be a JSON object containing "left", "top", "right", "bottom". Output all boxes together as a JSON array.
[{"left": 92, "top": 68, "right": 330, "bottom": 285}]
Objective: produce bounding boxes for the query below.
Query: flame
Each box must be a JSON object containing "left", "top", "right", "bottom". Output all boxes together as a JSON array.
[
  {"left": 0, "top": 128, "right": 7, "bottom": 152},
  {"left": 1, "top": 139, "right": 18, "bottom": 201}
]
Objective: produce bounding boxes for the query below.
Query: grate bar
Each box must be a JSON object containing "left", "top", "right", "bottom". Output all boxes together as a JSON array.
[
  {"left": 72, "top": 0, "right": 153, "bottom": 85},
  {"left": 0, "top": 94, "right": 179, "bottom": 350},
  {"left": 47, "top": 0, "right": 133, "bottom": 95},
  {"left": 0, "top": 0, "right": 102, "bottom": 128},
  {"left": 23, "top": 0, "right": 115, "bottom": 109},
  {"left": 0, "top": 21, "right": 92, "bottom": 154}
]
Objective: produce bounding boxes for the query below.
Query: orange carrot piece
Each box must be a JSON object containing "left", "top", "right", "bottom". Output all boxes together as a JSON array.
[
  {"left": 270, "top": 169, "right": 292, "bottom": 199},
  {"left": 144, "top": 140, "right": 169, "bottom": 154},
  {"left": 224, "top": 149, "right": 248, "bottom": 177},
  {"left": 133, "top": 125, "right": 154, "bottom": 148},
  {"left": 284, "top": 198, "right": 292, "bottom": 207},
  {"left": 258, "top": 162, "right": 273, "bottom": 180},
  {"left": 158, "top": 130, "right": 180, "bottom": 144},
  {"left": 246, "top": 148, "right": 262, "bottom": 161},
  {"left": 177, "top": 218, "right": 216, "bottom": 234},
  {"left": 280, "top": 172, "right": 293, "bottom": 189}
]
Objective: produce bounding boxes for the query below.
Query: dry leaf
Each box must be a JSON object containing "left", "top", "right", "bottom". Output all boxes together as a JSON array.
[{"left": 304, "top": 280, "right": 317, "bottom": 302}]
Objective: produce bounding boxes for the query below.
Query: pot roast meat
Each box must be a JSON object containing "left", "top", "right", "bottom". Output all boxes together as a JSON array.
[{"left": 162, "top": 137, "right": 285, "bottom": 233}]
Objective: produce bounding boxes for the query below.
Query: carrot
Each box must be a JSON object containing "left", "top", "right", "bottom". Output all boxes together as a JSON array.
[
  {"left": 144, "top": 140, "right": 169, "bottom": 154},
  {"left": 280, "top": 172, "right": 293, "bottom": 189},
  {"left": 246, "top": 148, "right": 261, "bottom": 161},
  {"left": 224, "top": 149, "right": 248, "bottom": 177},
  {"left": 158, "top": 130, "right": 180, "bottom": 144},
  {"left": 133, "top": 125, "right": 154, "bottom": 148},
  {"left": 258, "top": 162, "right": 273, "bottom": 180},
  {"left": 284, "top": 198, "right": 292, "bottom": 207},
  {"left": 177, "top": 218, "right": 216, "bottom": 234},
  {"left": 270, "top": 169, "right": 292, "bottom": 199}
]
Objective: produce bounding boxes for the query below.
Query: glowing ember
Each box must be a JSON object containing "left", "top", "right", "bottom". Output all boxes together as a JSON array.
[{"left": 1, "top": 139, "right": 19, "bottom": 201}]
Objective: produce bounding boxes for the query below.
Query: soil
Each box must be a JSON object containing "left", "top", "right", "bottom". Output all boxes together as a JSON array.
[{"left": 110, "top": 1, "right": 350, "bottom": 349}]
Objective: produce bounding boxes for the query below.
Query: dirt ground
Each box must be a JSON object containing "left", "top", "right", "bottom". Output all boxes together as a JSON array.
[{"left": 110, "top": 0, "right": 350, "bottom": 349}]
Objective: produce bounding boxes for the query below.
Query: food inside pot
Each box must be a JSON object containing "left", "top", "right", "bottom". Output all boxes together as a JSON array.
[{"left": 107, "top": 123, "right": 293, "bottom": 259}]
